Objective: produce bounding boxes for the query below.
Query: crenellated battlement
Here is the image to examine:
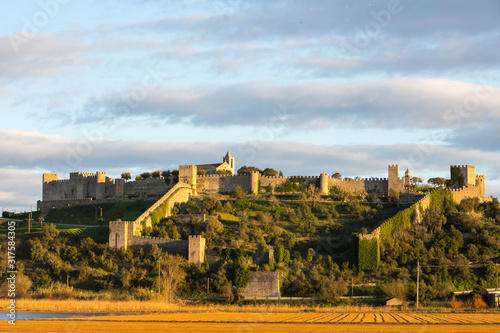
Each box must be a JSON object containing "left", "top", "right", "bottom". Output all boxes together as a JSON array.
[
  {"left": 197, "top": 173, "right": 246, "bottom": 178},
  {"left": 451, "top": 165, "right": 470, "bottom": 169}
]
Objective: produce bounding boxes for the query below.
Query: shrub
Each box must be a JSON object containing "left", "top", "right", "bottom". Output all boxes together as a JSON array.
[{"left": 234, "top": 268, "right": 251, "bottom": 288}]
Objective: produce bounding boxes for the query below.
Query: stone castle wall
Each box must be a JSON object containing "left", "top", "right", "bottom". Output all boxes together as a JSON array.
[
  {"left": 108, "top": 182, "right": 205, "bottom": 262},
  {"left": 129, "top": 236, "right": 188, "bottom": 256},
  {"left": 450, "top": 175, "right": 488, "bottom": 204},
  {"left": 133, "top": 183, "right": 194, "bottom": 229},
  {"left": 42, "top": 172, "right": 123, "bottom": 202},
  {"left": 259, "top": 175, "right": 287, "bottom": 189},
  {"left": 196, "top": 174, "right": 254, "bottom": 193},
  {"left": 328, "top": 177, "right": 389, "bottom": 195},
  {"left": 123, "top": 177, "right": 173, "bottom": 196},
  {"left": 242, "top": 272, "right": 280, "bottom": 299}
]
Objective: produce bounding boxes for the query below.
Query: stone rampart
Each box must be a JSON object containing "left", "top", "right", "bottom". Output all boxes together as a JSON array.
[
  {"left": 329, "top": 177, "right": 389, "bottom": 195},
  {"left": 176, "top": 214, "right": 206, "bottom": 224},
  {"left": 196, "top": 174, "right": 253, "bottom": 193},
  {"left": 123, "top": 178, "right": 173, "bottom": 196},
  {"left": 129, "top": 236, "right": 188, "bottom": 256},
  {"left": 42, "top": 172, "right": 123, "bottom": 201},
  {"left": 134, "top": 182, "right": 194, "bottom": 228},
  {"left": 450, "top": 184, "right": 485, "bottom": 204},
  {"left": 242, "top": 272, "right": 280, "bottom": 299}
]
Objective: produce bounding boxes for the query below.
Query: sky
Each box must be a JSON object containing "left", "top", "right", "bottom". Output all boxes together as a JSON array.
[{"left": 1, "top": 0, "right": 500, "bottom": 212}]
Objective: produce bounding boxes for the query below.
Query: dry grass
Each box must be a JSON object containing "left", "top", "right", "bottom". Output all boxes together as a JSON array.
[
  {"left": 0, "top": 298, "right": 410, "bottom": 314},
  {"left": 3, "top": 298, "right": 497, "bottom": 315},
  {"left": 8, "top": 312, "right": 500, "bottom": 333}
]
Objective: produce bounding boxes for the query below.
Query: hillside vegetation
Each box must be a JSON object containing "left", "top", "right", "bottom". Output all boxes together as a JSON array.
[{"left": 1, "top": 192, "right": 499, "bottom": 307}]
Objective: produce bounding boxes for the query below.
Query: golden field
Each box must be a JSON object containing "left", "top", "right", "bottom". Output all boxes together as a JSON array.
[
  {"left": 5, "top": 312, "right": 500, "bottom": 333},
  {"left": 3, "top": 299, "right": 500, "bottom": 332}
]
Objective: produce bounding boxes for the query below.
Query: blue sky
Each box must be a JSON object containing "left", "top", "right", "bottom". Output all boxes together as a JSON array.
[{"left": 1, "top": 0, "right": 500, "bottom": 212}]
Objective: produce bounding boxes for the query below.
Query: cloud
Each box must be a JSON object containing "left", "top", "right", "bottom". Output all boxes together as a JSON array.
[
  {"left": 58, "top": 78, "right": 500, "bottom": 131},
  {"left": 0, "top": 33, "right": 93, "bottom": 80},
  {"left": 2, "top": 129, "right": 500, "bottom": 211},
  {"left": 0, "top": 169, "right": 40, "bottom": 213}
]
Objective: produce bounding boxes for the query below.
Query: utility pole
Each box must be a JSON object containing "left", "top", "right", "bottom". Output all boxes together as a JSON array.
[
  {"left": 351, "top": 276, "right": 354, "bottom": 298},
  {"left": 28, "top": 204, "right": 32, "bottom": 233},
  {"left": 416, "top": 259, "right": 420, "bottom": 310},
  {"left": 496, "top": 264, "right": 498, "bottom": 291},
  {"left": 207, "top": 277, "right": 210, "bottom": 297},
  {"left": 156, "top": 260, "right": 162, "bottom": 294}
]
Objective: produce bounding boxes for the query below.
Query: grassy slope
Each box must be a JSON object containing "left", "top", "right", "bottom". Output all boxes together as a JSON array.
[
  {"left": 4, "top": 197, "right": 409, "bottom": 248},
  {"left": 43, "top": 200, "right": 156, "bottom": 225}
]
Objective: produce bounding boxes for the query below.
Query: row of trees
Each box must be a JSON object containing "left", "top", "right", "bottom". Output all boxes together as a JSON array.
[
  {"left": 237, "top": 166, "right": 283, "bottom": 177},
  {"left": 121, "top": 169, "right": 179, "bottom": 181}
]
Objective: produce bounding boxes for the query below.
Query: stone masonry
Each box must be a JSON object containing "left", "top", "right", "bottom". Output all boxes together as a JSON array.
[{"left": 242, "top": 271, "right": 280, "bottom": 299}]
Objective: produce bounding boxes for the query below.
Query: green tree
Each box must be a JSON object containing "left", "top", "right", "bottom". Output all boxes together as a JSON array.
[
  {"left": 262, "top": 168, "right": 279, "bottom": 177},
  {"left": 428, "top": 177, "right": 446, "bottom": 187},
  {"left": 230, "top": 185, "right": 246, "bottom": 200},
  {"left": 321, "top": 277, "right": 348, "bottom": 302},
  {"left": 237, "top": 166, "right": 262, "bottom": 175},
  {"left": 234, "top": 268, "right": 251, "bottom": 288},
  {"left": 152, "top": 170, "right": 161, "bottom": 178},
  {"left": 41, "top": 224, "right": 60, "bottom": 240},
  {"left": 383, "top": 279, "right": 408, "bottom": 300},
  {"left": 121, "top": 172, "right": 131, "bottom": 181},
  {"left": 306, "top": 248, "right": 315, "bottom": 262},
  {"left": 332, "top": 172, "right": 342, "bottom": 179},
  {"left": 160, "top": 254, "right": 186, "bottom": 303},
  {"left": 274, "top": 245, "right": 285, "bottom": 263}
]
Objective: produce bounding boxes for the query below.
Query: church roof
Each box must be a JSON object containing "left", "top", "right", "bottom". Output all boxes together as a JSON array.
[{"left": 196, "top": 163, "right": 224, "bottom": 170}]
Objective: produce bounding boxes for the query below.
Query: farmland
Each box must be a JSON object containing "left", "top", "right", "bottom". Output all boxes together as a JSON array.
[{"left": 8, "top": 311, "right": 500, "bottom": 333}]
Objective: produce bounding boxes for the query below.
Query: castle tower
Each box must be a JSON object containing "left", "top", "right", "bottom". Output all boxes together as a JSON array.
[
  {"left": 223, "top": 151, "right": 235, "bottom": 175},
  {"left": 388, "top": 164, "right": 401, "bottom": 194},
  {"left": 43, "top": 173, "right": 59, "bottom": 183},
  {"left": 403, "top": 169, "right": 412, "bottom": 187},
  {"left": 476, "top": 175, "right": 486, "bottom": 197},
  {"left": 450, "top": 165, "right": 476, "bottom": 187},
  {"left": 188, "top": 235, "right": 206, "bottom": 263},
  {"left": 109, "top": 220, "right": 134, "bottom": 249},
  {"left": 320, "top": 173, "right": 329, "bottom": 195},
  {"left": 250, "top": 171, "right": 260, "bottom": 195}
]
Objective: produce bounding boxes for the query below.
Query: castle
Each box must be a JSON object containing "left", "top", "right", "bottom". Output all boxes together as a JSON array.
[
  {"left": 37, "top": 154, "right": 488, "bottom": 265},
  {"left": 38, "top": 153, "right": 487, "bottom": 211}
]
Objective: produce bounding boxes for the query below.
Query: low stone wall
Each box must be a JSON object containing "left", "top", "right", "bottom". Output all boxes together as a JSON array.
[
  {"left": 176, "top": 214, "right": 206, "bottom": 224},
  {"left": 129, "top": 236, "right": 188, "bottom": 256}
]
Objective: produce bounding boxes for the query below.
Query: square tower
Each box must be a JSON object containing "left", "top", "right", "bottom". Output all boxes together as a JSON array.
[
  {"left": 450, "top": 165, "right": 476, "bottom": 187},
  {"left": 188, "top": 235, "right": 205, "bottom": 263},
  {"left": 179, "top": 165, "right": 197, "bottom": 186}
]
